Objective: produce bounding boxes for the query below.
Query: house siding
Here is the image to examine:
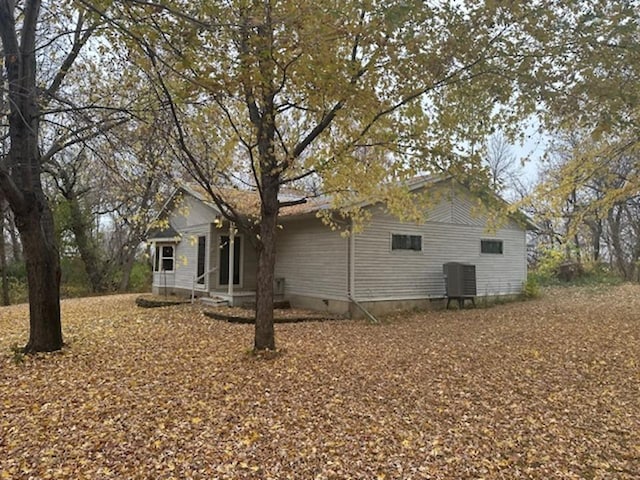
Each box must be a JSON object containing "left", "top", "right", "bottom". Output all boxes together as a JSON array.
[
  {"left": 169, "top": 195, "right": 218, "bottom": 229},
  {"left": 275, "top": 217, "right": 348, "bottom": 301},
  {"left": 353, "top": 187, "right": 527, "bottom": 301},
  {"left": 149, "top": 181, "right": 528, "bottom": 314},
  {"left": 152, "top": 271, "right": 175, "bottom": 292},
  {"left": 173, "top": 224, "right": 211, "bottom": 292},
  {"left": 150, "top": 191, "right": 259, "bottom": 298},
  {"left": 151, "top": 195, "right": 218, "bottom": 294}
]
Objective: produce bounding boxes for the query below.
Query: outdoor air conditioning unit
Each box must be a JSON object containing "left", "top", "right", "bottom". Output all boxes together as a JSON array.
[{"left": 443, "top": 262, "right": 477, "bottom": 298}]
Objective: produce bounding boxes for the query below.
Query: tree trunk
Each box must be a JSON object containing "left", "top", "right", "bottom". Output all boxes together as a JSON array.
[
  {"left": 8, "top": 213, "right": 22, "bottom": 262},
  {"left": 626, "top": 205, "right": 640, "bottom": 282},
  {"left": 573, "top": 233, "right": 582, "bottom": 263},
  {"left": 254, "top": 176, "right": 278, "bottom": 351},
  {"left": 16, "top": 197, "right": 62, "bottom": 353},
  {"left": 118, "top": 246, "right": 137, "bottom": 292},
  {"left": 0, "top": 210, "right": 9, "bottom": 305},
  {"left": 589, "top": 218, "right": 602, "bottom": 262},
  {"left": 1, "top": 0, "right": 63, "bottom": 352},
  {"left": 65, "top": 195, "right": 107, "bottom": 293},
  {"left": 608, "top": 207, "right": 630, "bottom": 280}
]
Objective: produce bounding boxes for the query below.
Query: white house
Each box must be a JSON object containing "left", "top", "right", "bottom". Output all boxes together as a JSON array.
[{"left": 147, "top": 177, "right": 534, "bottom": 316}]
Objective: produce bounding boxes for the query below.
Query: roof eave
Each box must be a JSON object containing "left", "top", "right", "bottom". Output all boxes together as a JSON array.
[{"left": 147, "top": 236, "right": 181, "bottom": 243}]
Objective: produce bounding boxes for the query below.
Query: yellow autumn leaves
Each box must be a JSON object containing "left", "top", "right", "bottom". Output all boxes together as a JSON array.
[{"left": 0, "top": 285, "right": 639, "bottom": 478}]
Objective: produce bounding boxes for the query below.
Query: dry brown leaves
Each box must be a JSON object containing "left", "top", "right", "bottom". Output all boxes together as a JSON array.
[{"left": 1, "top": 285, "right": 639, "bottom": 479}]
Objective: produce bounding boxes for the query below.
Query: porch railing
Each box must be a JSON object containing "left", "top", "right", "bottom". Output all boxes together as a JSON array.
[{"left": 191, "top": 268, "right": 218, "bottom": 304}]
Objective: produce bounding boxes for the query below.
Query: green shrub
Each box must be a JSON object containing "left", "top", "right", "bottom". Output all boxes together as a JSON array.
[
  {"left": 530, "top": 258, "right": 624, "bottom": 288},
  {"left": 534, "top": 246, "right": 567, "bottom": 282},
  {"left": 522, "top": 276, "right": 540, "bottom": 299},
  {"left": 59, "top": 256, "right": 92, "bottom": 298},
  {"left": 6, "top": 260, "right": 27, "bottom": 280},
  {"left": 8, "top": 277, "right": 28, "bottom": 304},
  {"left": 571, "top": 263, "right": 623, "bottom": 287},
  {"left": 128, "top": 261, "right": 152, "bottom": 292},
  {"left": 60, "top": 256, "right": 90, "bottom": 287}
]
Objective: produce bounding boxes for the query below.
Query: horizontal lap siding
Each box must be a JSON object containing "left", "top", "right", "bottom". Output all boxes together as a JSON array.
[
  {"left": 354, "top": 200, "right": 526, "bottom": 299},
  {"left": 153, "top": 272, "right": 174, "bottom": 288},
  {"left": 425, "top": 223, "right": 526, "bottom": 296},
  {"left": 162, "top": 194, "right": 217, "bottom": 292},
  {"left": 174, "top": 225, "right": 211, "bottom": 291},
  {"left": 275, "top": 218, "right": 348, "bottom": 300},
  {"left": 170, "top": 196, "right": 217, "bottom": 229}
]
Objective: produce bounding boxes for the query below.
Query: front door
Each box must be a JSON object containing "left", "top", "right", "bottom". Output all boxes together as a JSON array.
[{"left": 219, "top": 235, "right": 241, "bottom": 285}]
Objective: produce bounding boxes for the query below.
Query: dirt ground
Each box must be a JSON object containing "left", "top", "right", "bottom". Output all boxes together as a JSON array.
[{"left": 1, "top": 284, "right": 638, "bottom": 479}]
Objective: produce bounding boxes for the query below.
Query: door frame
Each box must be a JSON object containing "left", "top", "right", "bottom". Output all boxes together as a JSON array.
[
  {"left": 217, "top": 233, "right": 243, "bottom": 288},
  {"left": 195, "top": 234, "right": 208, "bottom": 290}
]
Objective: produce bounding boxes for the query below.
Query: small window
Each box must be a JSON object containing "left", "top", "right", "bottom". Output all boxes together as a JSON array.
[
  {"left": 481, "top": 239, "right": 503, "bottom": 254},
  {"left": 155, "top": 244, "right": 175, "bottom": 271},
  {"left": 392, "top": 234, "right": 422, "bottom": 251}
]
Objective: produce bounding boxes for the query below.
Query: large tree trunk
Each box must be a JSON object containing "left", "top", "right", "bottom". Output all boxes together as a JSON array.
[
  {"left": 1, "top": 0, "right": 63, "bottom": 352},
  {"left": 254, "top": 176, "right": 278, "bottom": 351},
  {"left": 16, "top": 198, "right": 62, "bottom": 353}
]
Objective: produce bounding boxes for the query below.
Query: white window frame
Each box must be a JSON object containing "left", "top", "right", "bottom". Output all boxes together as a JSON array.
[{"left": 155, "top": 243, "right": 176, "bottom": 272}]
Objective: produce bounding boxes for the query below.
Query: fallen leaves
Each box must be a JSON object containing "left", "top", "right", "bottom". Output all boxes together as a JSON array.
[{"left": 0, "top": 285, "right": 639, "bottom": 478}]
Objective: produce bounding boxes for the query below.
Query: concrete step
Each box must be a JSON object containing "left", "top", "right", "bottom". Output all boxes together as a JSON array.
[{"left": 200, "top": 296, "right": 229, "bottom": 307}]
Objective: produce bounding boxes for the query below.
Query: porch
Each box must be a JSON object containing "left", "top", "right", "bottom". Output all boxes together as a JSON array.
[{"left": 199, "top": 290, "right": 257, "bottom": 308}]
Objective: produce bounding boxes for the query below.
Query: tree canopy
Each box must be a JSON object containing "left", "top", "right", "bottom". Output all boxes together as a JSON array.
[{"left": 88, "top": 0, "right": 562, "bottom": 350}]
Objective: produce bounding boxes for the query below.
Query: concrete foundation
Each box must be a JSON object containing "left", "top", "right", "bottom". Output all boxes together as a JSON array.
[
  {"left": 286, "top": 294, "right": 351, "bottom": 317},
  {"left": 350, "top": 298, "right": 446, "bottom": 319}
]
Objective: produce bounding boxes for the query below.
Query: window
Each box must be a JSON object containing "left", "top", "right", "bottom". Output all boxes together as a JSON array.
[
  {"left": 196, "top": 236, "right": 206, "bottom": 284},
  {"left": 481, "top": 239, "right": 503, "bottom": 254},
  {"left": 219, "top": 235, "right": 241, "bottom": 285},
  {"left": 392, "top": 234, "right": 422, "bottom": 251},
  {"left": 154, "top": 244, "right": 175, "bottom": 271}
]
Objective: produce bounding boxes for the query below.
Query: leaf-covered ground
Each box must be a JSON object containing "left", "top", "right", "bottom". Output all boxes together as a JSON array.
[{"left": 1, "top": 285, "right": 639, "bottom": 479}]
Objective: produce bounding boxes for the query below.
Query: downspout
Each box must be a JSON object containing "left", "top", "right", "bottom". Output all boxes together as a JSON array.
[{"left": 347, "top": 221, "right": 379, "bottom": 324}]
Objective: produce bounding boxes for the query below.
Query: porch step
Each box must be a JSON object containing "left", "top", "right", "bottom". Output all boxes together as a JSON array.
[{"left": 200, "top": 296, "right": 229, "bottom": 307}]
